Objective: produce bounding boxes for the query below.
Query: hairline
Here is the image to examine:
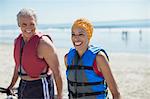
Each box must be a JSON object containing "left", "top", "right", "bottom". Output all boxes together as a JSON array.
[{"left": 17, "top": 8, "right": 37, "bottom": 26}]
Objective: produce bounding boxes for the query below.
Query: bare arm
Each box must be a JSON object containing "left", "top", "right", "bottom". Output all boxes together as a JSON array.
[
  {"left": 96, "top": 52, "right": 121, "bottom": 99},
  {"left": 64, "top": 54, "right": 68, "bottom": 68},
  {"left": 7, "top": 66, "right": 18, "bottom": 89},
  {"left": 38, "top": 36, "right": 63, "bottom": 99}
]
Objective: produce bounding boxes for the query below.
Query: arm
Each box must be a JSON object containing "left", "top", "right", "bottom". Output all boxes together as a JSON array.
[
  {"left": 7, "top": 66, "right": 18, "bottom": 89},
  {"left": 64, "top": 54, "right": 68, "bottom": 68},
  {"left": 38, "top": 36, "right": 63, "bottom": 99},
  {"left": 96, "top": 52, "right": 121, "bottom": 99}
]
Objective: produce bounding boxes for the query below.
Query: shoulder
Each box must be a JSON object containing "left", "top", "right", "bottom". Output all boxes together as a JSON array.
[
  {"left": 97, "top": 50, "right": 109, "bottom": 61},
  {"left": 39, "top": 35, "right": 54, "bottom": 49},
  {"left": 38, "top": 35, "right": 56, "bottom": 54},
  {"left": 64, "top": 54, "right": 68, "bottom": 59},
  {"left": 95, "top": 51, "right": 110, "bottom": 72},
  {"left": 96, "top": 53, "right": 106, "bottom": 63},
  {"left": 64, "top": 54, "right": 68, "bottom": 67},
  {"left": 96, "top": 50, "right": 109, "bottom": 65}
]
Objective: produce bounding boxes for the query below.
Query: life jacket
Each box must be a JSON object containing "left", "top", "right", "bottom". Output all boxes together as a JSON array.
[
  {"left": 14, "top": 33, "right": 49, "bottom": 78},
  {"left": 66, "top": 45, "right": 108, "bottom": 99}
]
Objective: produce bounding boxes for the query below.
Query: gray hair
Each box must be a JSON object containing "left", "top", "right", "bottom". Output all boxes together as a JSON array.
[{"left": 17, "top": 8, "right": 37, "bottom": 26}]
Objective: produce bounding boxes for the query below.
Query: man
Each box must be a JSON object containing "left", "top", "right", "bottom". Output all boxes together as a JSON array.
[{"left": 7, "top": 8, "right": 63, "bottom": 99}]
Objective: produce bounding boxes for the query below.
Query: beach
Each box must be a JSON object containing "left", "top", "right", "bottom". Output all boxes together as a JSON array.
[{"left": 0, "top": 44, "right": 150, "bottom": 99}]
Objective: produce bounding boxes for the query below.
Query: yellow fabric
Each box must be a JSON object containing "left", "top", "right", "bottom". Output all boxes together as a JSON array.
[{"left": 72, "top": 18, "right": 93, "bottom": 40}]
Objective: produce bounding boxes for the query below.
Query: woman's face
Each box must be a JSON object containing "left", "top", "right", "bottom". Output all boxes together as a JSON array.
[
  {"left": 18, "top": 16, "right": 36, "bottom": 40},
  {"left": 71, "top": 27, "right": 89, "bottom": 53}
]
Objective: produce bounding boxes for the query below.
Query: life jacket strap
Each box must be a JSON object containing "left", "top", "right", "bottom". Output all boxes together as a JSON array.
[
  {"left": 68, "top": 79, "right": 105, "bottom": 86},
  {"left": 67, "top": 65, "right": 93, "bottom": 70},
  {"left": 18, "top": 68, "right": 49, "bottom": 78},
  {"left": 18, "top": 71, "right": 47, "bottom": 76},
  {"left": 69, "top": 90, "right": 108, "bottom": 98}
]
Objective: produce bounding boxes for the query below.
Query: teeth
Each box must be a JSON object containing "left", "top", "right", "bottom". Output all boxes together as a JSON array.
[
  {"left": 26, "top": 30, "right": 32, "bottom": 33},
  {"left": 75, "top": 42, "right": 81, "bottom": 46}
]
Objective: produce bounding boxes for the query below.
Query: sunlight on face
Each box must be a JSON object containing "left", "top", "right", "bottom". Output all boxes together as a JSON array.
[
  {"left": 71, "top": 27, "right": 89, "bottom": 53},
  {"left": 19, "top": 16, "right": 36, "bottom": 41}
]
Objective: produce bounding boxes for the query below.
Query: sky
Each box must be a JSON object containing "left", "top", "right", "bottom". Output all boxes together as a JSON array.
[{"left": 0, "top": 0, "right": 149, "bottom": 25}]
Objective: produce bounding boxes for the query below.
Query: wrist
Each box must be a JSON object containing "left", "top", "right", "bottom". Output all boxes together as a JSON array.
[{"left": 57, "top": 94, "right": 62, "bottom": 99}]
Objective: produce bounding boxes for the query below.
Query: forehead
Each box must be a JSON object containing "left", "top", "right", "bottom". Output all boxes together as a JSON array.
[
  {"left": 72, "top": 27, "right": 86, "bottom": 34},
  {"left": 19, "top": 16, "right": 36, "bottom": 22}
]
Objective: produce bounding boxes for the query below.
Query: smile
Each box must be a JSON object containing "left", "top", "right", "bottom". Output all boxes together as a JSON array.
[{"left": 74, "top": 41, "right": 82, "bottom": 46}]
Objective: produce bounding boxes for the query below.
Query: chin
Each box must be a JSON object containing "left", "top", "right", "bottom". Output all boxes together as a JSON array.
[{"left": 75, "top": 46, "right": 82, "bottom": 51}]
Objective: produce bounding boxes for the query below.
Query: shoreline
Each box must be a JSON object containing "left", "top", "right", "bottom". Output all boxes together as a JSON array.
[{"left": 0, "top": 44, "right": 150, "bottom": 99}]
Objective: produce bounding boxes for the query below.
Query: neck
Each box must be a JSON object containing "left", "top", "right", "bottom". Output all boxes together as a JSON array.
[
  {"left": 77, "top": 47, "right": 88, "bottom": 57},
  {"left": 23, "top": 36, "right": 30, "bottom": 42},
  {"left": 22, "top": 32, "right": 37, "bottom": 42}
]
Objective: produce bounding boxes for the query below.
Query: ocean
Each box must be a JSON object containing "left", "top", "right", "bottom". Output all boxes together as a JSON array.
[{"left": 0, "top": 27, "right": 150, "bottom": 54}]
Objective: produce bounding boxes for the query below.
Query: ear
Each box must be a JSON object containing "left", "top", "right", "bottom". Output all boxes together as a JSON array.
[{"left": 18, "top": 23, "right": 20, "bottom": 27}]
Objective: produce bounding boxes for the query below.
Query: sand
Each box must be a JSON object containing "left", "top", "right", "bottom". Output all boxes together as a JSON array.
[{"left": 0, "top": 44, "right": 150, "bottom": 99}]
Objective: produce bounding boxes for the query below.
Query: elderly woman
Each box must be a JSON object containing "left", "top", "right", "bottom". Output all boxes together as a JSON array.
[
  {"left": 7, "top": 8, "right": 63, "bottom": 99},
  {"left": 64, "top": 18, "right": 121, "bottom": 99}
]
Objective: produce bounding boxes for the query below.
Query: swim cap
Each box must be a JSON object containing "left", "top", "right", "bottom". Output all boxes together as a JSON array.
[{"left": 72, "top": 18, "right": 93, "bottom": 40}]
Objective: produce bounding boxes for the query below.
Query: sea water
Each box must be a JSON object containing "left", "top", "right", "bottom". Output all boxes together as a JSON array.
[{"left": 0, "top": 28, "right": 150, "bottom": 54}]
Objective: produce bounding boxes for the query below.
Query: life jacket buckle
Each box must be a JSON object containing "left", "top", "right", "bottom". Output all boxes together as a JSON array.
[
  {"left": 81, "top": 93, "right": 85, "bottom": 97},
  {"left": 73, "top": 83, "right": 77, "bottom": 87},
  {"left": 80, "top": 83, "right": 85, "bottom": 86}
]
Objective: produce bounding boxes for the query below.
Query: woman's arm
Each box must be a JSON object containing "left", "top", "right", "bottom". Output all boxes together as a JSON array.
[{"left": 96, "top": 52, "right": 121, "bottom": 99}]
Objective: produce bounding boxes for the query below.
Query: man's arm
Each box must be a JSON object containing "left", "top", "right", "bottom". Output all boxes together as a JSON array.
[
  {"left": 38, "top": 36, "right": 63, "bottom": 99},
  {"left": 7, "top": 66, "right": 18, "bottom": 90}
]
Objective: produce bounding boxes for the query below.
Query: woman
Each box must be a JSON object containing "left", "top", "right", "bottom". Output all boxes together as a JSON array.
[
  {"left": 64, "top": 18, "right": 121, "bottom": 99},
  {"left": 7, "top": 8, "right": 63, "bottom": 99}
]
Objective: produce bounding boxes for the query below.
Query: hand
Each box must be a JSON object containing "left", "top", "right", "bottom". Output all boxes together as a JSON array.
[{"left": 6, "top": 88, "right": 15, "bottom": 96}]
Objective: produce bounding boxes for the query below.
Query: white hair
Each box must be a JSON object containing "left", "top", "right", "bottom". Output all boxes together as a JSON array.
[{"left": 17, "top": 8, "right": 37, "bottom": 26}]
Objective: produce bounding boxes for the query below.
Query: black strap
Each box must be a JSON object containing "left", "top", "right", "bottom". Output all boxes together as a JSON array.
[
  {"left": 68, "top": 79, "right": 105, "bottom": 86},
  {"left": 18, "top": 72, "right": 27, "bottom": 76},
  {"left": 18, "top": 71, "right": 48, "bottom": 76},
  {"left": 69, "top": 90, "right": 108, "bottom": 98},
  {"left": 67, "top": 65, "right": 93, "bottom": 70},
  {"left": 18, "top": 39, "right": 25, "bottom": 76},
  {"left": 42, "top": 35, "right": 53, "bottom": 42}
]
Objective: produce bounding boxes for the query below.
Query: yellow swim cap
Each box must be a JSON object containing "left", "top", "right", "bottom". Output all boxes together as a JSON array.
[{"left": 72, "top": 18, "right": 93, "bottom": 40}]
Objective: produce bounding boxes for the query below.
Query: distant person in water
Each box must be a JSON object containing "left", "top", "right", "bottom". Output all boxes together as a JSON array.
[
  {"left": 64, "top": 18, "right": 121, "bottom": 99},
  {"left": 7, "top": 8, "right": 63, "bottom": 99}
]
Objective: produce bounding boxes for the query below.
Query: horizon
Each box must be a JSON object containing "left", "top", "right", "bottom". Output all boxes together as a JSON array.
[
  {"left": 0, "top": 19, "right": 150, "bottom": 25},
  {"left": 0, "top": 19, "right": 150, "bottom": 30}
]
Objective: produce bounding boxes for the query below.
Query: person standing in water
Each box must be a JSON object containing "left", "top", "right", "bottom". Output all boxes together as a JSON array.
[
  {"left": 7, "top": 8, "right": 63, "bottom": 99},
  {"left": 64, "top": 18, "right": 121, "bottom": 99}
]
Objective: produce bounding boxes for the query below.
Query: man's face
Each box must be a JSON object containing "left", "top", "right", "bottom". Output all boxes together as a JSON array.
[{"left": 18, "top": 16, "right": 36, "bottom": 40}]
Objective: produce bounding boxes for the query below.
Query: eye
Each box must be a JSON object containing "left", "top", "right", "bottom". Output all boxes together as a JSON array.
[
  {"left": 72, "top": 33, "right": 75, "bottom": 36},
  {"left": 21, "top": 23, "right": 27, "bottom": 27},
  {"left": 79, "top": 34, "right": 84, "bottom": 36},
  {"left": 30, "top": 23, "right": 35, "bottom": 26}
]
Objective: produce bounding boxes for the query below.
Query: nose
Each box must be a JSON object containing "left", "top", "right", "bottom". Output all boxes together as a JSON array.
[
  {"left": 26, "top": 25, "right": 32, "bottom": 30},
  {"left": 73, "top": 35, "right": 80, "bottom": 41}
]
